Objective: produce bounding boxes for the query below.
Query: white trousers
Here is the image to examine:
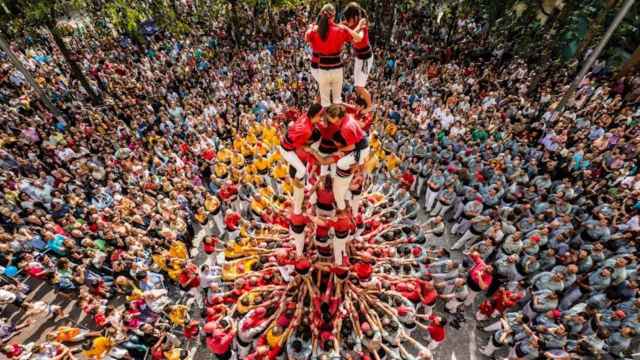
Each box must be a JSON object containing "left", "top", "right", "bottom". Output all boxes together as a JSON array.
[
  {"left": 212, "top": 212, "right": 224, "bottom": 235},
  {"left": 278, "top": 146, "right": 306, "bottom": 180},
  {"left": 425, "top": 188, "right": 439, "bottom": 211},
  {"left": 451, "top": 229, "right": 478, "bottom": 250},
  {"left": 334, "top": 235, "right": 349, "bottom": 265},
  {"left": 316, "top": 68, "right": 343, "bottom": 107},
  {"left": 354, "top": 56, "right": 373, "bottom": 88},
  {"left": 292, "top": 230, "right": 305, "bottom": 257}
]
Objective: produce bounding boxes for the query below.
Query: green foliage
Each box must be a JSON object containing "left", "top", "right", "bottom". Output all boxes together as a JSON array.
[{"left": 103, "top": 0, "right": 149, "bottom": 34}]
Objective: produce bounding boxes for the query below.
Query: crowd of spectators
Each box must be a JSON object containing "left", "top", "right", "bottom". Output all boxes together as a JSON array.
[{"left": 0, "top": 2, "right": 638, "bottom": 359}]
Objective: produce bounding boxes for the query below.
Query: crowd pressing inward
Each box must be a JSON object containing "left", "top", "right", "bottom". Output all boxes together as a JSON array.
[{"left": 0, "top": 1, "right": 639, "bottom": 360}]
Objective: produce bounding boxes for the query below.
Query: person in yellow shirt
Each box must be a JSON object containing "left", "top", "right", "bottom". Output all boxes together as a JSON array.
[
  {"left": 205, "top": 193, "right": 224, "bottom": 234},
  {"left": 216, "top": 147, "right": 232, "bottom": 164},
  {"left": 385, "top": 152, "right": 401, "bottom": 172},
  {"left": 262, "top": 124, "right": 279, "bottom": 147},
  {"left": 254, "top": 157, "right": 270, "bottom": 176},
  {"left": 281, "top": 179, "right": 293, "bottom": 196},
  {"left": 241, "top": 142, "right": 255, "bottom": 161},
  {"left": 231, "top": 152, "right": 245, "bottom": 169},
  {"left": 255, "top": 142, "right": 269, "bottom": 158},
  {"left": 83, "top": 335, "right": 113, "bottom": 359},
  {"left": 233, "top": 137, "right": 244, "bottom": 152},
  {"left": 385, "top": 122, "right": 398, "bottom": 137},
  {"left": 214, "top": 161, "right": 229, "bottom": 179},
  {"left": 246, "top": 131, "right": 258, "bottom": 146},
  {"left": 49, "top": 326, "right": 100, "bottom": 343},
  {"left": 271, "top": 163, "right": 289, "bottom": 194},
  {"left": 166, "top": 304, "right": 189, "bottom": 326},
  {"left": 363, "top": 151, "right": 379, "bottom": 175}
]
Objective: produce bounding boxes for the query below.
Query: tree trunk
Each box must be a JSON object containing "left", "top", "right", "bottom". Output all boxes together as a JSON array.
[
  {"left": 267, "top": 0, "right": 278, "bottom": 39},
  {"left": 46, "top": 23, "right": 102, "bottom": 105},
  {"left": 0, "top": 32, "right": 62, "bottom": 117},
  {"left": 618, "top": 45, "right": 640, "bottom": 78}
]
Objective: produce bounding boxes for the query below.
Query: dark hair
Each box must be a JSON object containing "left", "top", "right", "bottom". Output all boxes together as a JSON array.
[
  {"left": 292, "top": 339, "right": 303, "bottom": 352},
  {"left": 317, "top": 4, "right": 336, "bottom": 41},
  {"left": 355, "top": 96, "right": 367, "bottom": 108},
  {"left": 307, "top": 103, "right": 323, "bottom": 118},
  {"left": 325, "top": 104, "right": 346, "bottom": 119},
  {"left": 343, "top": 2, "right": 366, "bottom": 22}
]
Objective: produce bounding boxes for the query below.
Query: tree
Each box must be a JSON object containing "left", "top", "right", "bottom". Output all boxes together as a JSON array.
[
  {"left": 5, "top": 0, "right": 102, "bottom": 105},
  {"left": 617, "top": 44, "right": 640, "bottom": 76}
]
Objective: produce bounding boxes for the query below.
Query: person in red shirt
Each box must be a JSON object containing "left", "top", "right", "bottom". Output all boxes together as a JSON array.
[
  {"left": 331, "top": 210, "right": 355, "bottom": 265},
  {"left": 309, "top": 176, "right": 336, "bottom": 217},
  {"left": 343, "top": 2, "right": 373, "bottom": 111},
  {"left": 323, "top": 105, "right": 370, "bottom": 212},
  {"left": 345, "top": 97, "right": 374, "bottom": 132},
  {"left": 205, "top": 318, "right": 236, "bottom": 359},
  {"left": 224, "top": 209, "right": 242, "bottom": 241},
  {"left": 426, "top": 314, "right": 447, "bottom": 351},
  {"left": 466, "top": 251, "right": 494, "bottom": 307},
  {"left": 289, "top": 210, "right": 311, "bottom": 257},
  {"left": 305, "top": 4, "right": 364, "bottom": 107},
  {"left": 278, "top": 104, "right": 323, "bottom": 215}
]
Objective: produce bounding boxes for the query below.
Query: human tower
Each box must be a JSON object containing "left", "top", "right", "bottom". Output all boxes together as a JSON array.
[{"left": 203, "top": 3, "right": 445, "bottom": 359}]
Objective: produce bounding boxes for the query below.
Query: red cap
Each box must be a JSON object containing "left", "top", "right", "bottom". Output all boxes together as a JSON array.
[
  {"left": 295, "top": 259, "right": 311, "bottom": 273},
  {"left": 614, "top": 310, "right": 626, "bottom": 318},
  {"left": 354, "top": 262, "right": 373, "bottom": 280},
  {"left": 397, "top": 305, "right": 412, "bottom": 317},
  {"left": 412, "top": 247, "right": 422, "bottom": 257},
  {"left": 276, "top": 314, "right": 290, "bottom": 327},
  {"left": 361, "top": 322, "right": 371, "bottom": 333},
  {"left": 530, "top": 235, "right": 541, "bottom": 244},
  {"left": 551, "top": 309, "right": 562, "bottom": 319},
  {"left": 254, "top": 307, "right": 267, "bottom": 317},
  {"left": 332, "top": 266, "right": 349, "bottom": 278}
]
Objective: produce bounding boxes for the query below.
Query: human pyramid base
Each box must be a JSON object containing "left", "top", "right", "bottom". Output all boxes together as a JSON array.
[{"left": 201, "top": 3, "right": 448, "bottom": 360}]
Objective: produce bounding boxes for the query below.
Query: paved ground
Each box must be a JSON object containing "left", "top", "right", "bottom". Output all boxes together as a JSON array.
[{"left": 2, "top": 194, "right": 494, "bottom": 360}]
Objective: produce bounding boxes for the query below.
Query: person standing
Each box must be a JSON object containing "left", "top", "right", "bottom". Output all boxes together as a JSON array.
[
  {"left": 305, "top": 4, "right": 365, "bottom": 107},
  {"left": 278, "top": 103, "right": 323, "bottom": 214},
  {"left": 343, "top": 2, "right": 373, "bottom": 112}
]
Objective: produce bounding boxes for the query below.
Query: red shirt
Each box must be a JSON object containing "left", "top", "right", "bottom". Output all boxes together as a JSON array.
[
  {"left": 281, "top": 115, "right": 313, "bottom": 151},
  {"left": 401, "top": 171, "right": 415, "bottom": 186},
  {"left": 307, "top": 21, "right": 352, "bottom": 68},
  {"left": 224, "top": 212, "right": 241, "bottom": 231},
  {"left": 353, "top": 25, "right": 370, "bottom": 50},
  {"left": 336, "top": 114, "right": 365, "bottom": 147},
  {"left": 316, "top": 224, "right": 330, "bottom": 238},
  {"left": 218, "top": 184, "right": 238, "bottom": 202},
  {"left": 470, "top": 254, "right": 493, "bottom": 290},
  {"left": 331, "top": 215, "right": 354, "bottom": 234},
  {"left": 316, "top": 187, "right": 335, "bottom": 207},
  {"left": 290, "top": 213, "right": 310, "bottom": 227},
  {"left": 202, "top": 148, "right": 216, "bottom": 161},
  {"left": 207, "top": 328, "right": 235, "bottom": 355},
  {"left": 428, "top": 315, "right": 446, "bottom": 342}
]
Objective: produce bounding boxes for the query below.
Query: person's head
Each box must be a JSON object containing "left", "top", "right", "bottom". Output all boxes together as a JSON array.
[
  {"left": 317, "top": 4, "right": 336, "bottom": 41},
  {"left": 292, "top": 339, "right": 303, "bottom": 352},
  {"left": 343, "top": 2, "right": 366, "bottom": 28},
  {"left": 325, "top": 104, "right": 345, "bottom": 124},
  {"left": 307, "top": 103, "right": 323, "bottom": 123}
]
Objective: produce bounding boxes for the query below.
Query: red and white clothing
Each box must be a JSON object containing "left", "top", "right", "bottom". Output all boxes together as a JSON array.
[
  {"left": 332, "top": 114, "right": 369, "bottom": 211},
  {"left": 331, "top": 214, "right": 355, "bottom": 265},
  {"left": 352, "top": 25, "right": 373, "bottom": 87},
  {"left": 306, "top": 20, "right": 353, "bottom": 106},
  {"left": 278, "top": 113, "right": 320, "bottom": 214},
  {"left": 290, "top": 213, "right": 311, "bottom": 256}
]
